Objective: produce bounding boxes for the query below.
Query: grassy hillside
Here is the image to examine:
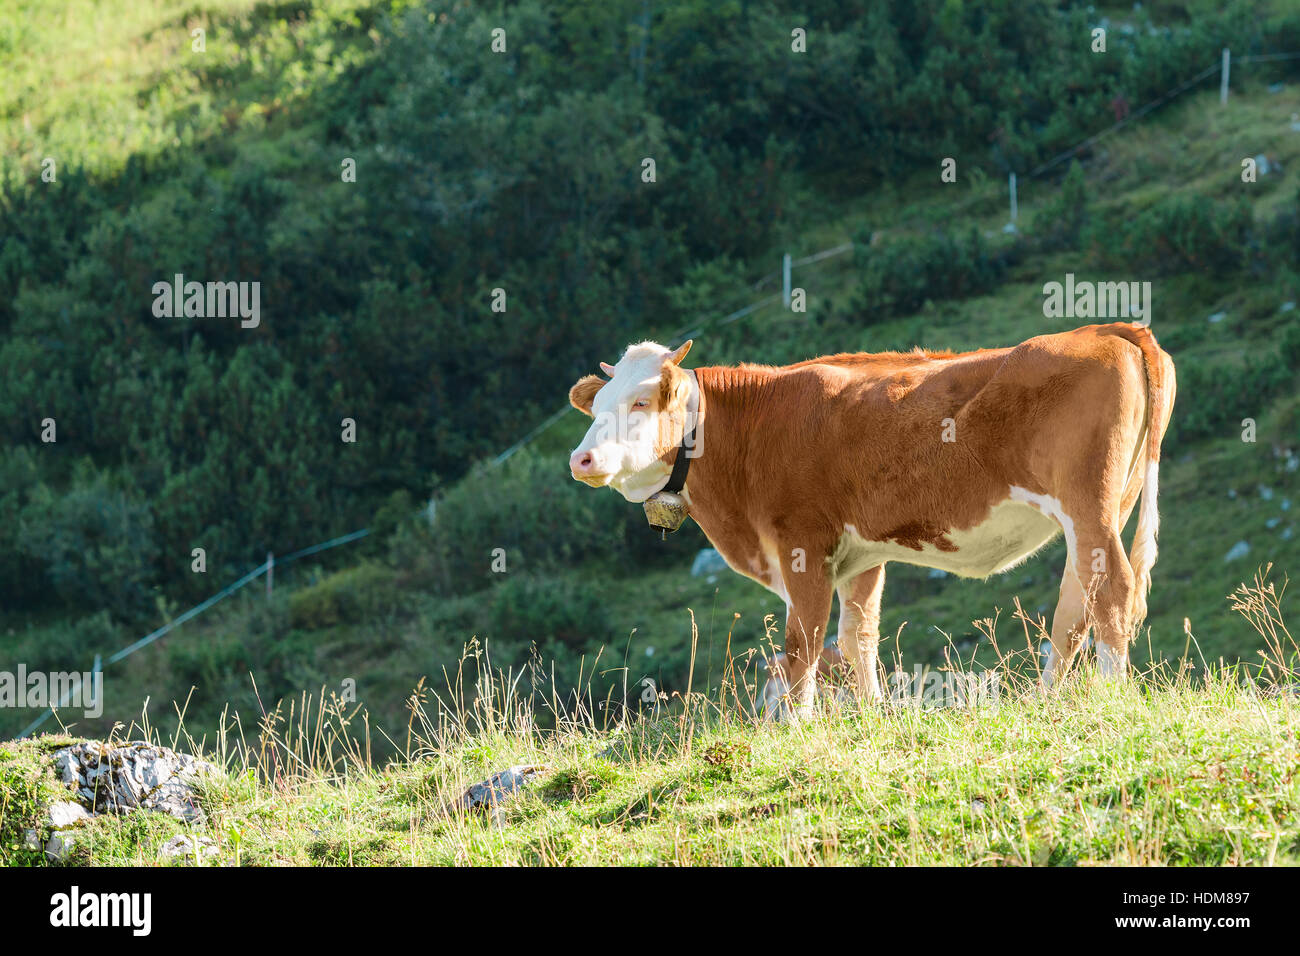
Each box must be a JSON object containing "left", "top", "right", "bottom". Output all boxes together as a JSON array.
[
  {"left": 10, "top": 73, "right": 1299, "bottom": 751},
  {"left": 2, "top": 0, "right": 1299, "bottom": 770},
  {"left": 5, "top": 598, "right": 1299, "bottom": 866}
]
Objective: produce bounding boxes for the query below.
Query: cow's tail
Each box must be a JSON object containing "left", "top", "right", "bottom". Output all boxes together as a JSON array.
[{"left": 1103, "top": 323, "right": 1176, "bottom": 628}]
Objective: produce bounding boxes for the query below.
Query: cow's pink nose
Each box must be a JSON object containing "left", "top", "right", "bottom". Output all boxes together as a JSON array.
[{"left": 570, "top": 449, "right": 599, "bottom": 476}]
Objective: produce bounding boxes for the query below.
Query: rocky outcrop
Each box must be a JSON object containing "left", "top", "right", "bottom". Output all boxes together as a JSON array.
[
  {"left": 53, "top": 740, "right": 219, "bottom": 824},
  {"left": 26, "top": 740, "right": 221, "bottom": 861}
]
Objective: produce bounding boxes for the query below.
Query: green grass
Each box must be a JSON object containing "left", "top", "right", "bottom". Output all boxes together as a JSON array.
[
  {"left": 4, "top": 574, "right": 1296, "bottom": 867},
  {"left": 0, "top": 0, "right": 378, "bottom": 187},
  {"left": 3, "top": 3, "right": 1300, "bottom": 864},
  {"left": 6, "top": 665, "right": 1299, "bottom": 865}
]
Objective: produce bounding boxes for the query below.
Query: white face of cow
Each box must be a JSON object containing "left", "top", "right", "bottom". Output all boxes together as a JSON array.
[{"left": 568, "top": 340, "right": 694, "bottom": 503}]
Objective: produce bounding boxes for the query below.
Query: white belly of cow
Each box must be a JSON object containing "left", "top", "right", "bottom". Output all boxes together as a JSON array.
[{"left": 831, "top": 498, "right": 1062, "bottom": 584}]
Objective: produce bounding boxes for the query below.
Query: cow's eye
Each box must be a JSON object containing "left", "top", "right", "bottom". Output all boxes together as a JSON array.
[{"left": 632, "top": 398, "right": 650, "bottom": 409}]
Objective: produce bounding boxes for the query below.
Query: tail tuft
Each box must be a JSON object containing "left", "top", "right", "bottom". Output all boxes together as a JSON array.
[{"left": 1129, "top": 460, "right": 1159, "bottom": 627}]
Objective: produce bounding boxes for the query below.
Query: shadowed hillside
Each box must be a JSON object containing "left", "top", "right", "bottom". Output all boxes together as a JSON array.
[{"left": 1, "top": 0, "right": 1298, "bottom": 761}]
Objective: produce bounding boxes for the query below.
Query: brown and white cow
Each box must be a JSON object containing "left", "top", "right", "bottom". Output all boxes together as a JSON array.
[{"left": 568, "top": 323, "right": 1175, "bottom": 716}]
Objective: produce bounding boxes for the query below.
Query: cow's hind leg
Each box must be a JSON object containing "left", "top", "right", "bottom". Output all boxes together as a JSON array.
[
  {"left": 1043, "top": 564, "right": 1089, "bottom": 690},
  {"left": 1072, "top": 525, "right": 1137, "bottom": 679},
  {"left": 836, "top": 565, "right": 885, "bottom": 702}
]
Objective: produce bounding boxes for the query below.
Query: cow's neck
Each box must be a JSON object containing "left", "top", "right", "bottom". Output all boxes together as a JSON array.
[{"left": 676, "top": 365, "right": 772, "bottom": 534}]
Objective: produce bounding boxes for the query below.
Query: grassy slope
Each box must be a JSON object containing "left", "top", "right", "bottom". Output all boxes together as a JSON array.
[
  {"left": 2, "top": 3, "right": 1300, "bottom": 864},
  {"left": 5, "top": 44, "right": 1299, "bottom": 742},
  {"left": 0, "top": 0, "right": 376, "bottom": 187},
  {"left": 4, "top": 666, "right": 1299, "bottom": 866}
]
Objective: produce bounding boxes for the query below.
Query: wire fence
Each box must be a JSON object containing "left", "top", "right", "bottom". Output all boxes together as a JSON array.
[
  {"left": 16, "top": 528, "right": 371, "bottom": 738},
  {"left": 14, "top": 44, "right": 1300, "bottom": 738},
  {"left": 1031, "top": 49, "right": 1299, "bottom": 176}
]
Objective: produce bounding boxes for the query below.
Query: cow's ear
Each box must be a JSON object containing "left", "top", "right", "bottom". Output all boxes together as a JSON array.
[
  {"left": 667, "top": 339, "right": 693, "bottom": 366},
  {"left": 569, "top": 374, "right": 604, "bottom": 416},
  {"left": 659, "top": 362, "right": 691, "bottom": 411}
]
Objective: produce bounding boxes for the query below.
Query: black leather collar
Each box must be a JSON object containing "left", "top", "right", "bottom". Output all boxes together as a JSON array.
[
  {"left": 662, "top": 418, "right": 695, "bottom": 494},
  {"left": 662, "top": 370, "right": 699, "bottom": 494}
]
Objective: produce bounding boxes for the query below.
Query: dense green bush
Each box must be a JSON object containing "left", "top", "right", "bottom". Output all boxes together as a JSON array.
[
  {"left": 15, "top": 463, "right": 158, "bottom": 622},
  {"left": 389, "top": 442, "right": 713, "bottom": 600},
  {"left": 388, "top": 450, "right": 631, "bottom": 596},
  {"left": 1085, "top": 194, "right": 1254, "bottom": 276},
  {"left": 1031, "top": 161, "right": 1091, "bottom": 253},
  {"left": 0, "top": 447, "right": 43, "bottom": 610},
  {"left": 1167, "top": 322, "right": 1300, "bottom": 448},
  {"left": 1260, "top": 187, "right": 1300, "bottom": 266},
  {"left": 485, "top": 573, "right": 613, "bottom": 656},
  {"left": 845, "top": 225, "right": 1016, "bottom": 322},
  {"left": 288, "top": 562, "right": 401, "bottom": 630},
  {"left": 4, "top": 611, "right": 122, "bottom": 681}
]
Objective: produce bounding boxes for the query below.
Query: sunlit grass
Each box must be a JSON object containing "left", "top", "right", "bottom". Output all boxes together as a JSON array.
[
  {"left": 2, "top": 571, "right": 1296, "bottom": 866},
  {"left": 0, "top": 0, "right": 377, "bottom": 186}
]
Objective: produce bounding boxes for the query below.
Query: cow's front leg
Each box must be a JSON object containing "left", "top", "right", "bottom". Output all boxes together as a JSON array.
[{"left": 778, "top": 554, "right": 834, "bottom": 720}]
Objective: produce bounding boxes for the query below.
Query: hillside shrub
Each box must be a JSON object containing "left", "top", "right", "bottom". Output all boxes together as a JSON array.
[
  {"left": 845, "top": 226, "right": 1016, "bottom": 323},
  {"left": 1031, "top": 161, "right": 1091, "bottom": 253},
  {"left": 1085, "top": 195, "right": 1253, "bottom": 276},
  {"left": 1167, "top": 323, "right": 1300, "bottom": 448},
  {"left": 15, "top": 464, "right": 158, "bottom": 623},
  {"left": 288, "top": 562, "right": 400, "bottom": 630}
]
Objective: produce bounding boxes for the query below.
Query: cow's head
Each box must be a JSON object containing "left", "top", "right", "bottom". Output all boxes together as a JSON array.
[{"left": 568, "top": 339, "right": 695, "bottom": 502}]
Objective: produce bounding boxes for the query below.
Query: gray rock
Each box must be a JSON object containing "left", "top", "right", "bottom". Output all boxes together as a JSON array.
[
  {"left": 47, "top": 800, "right": 91, "bottom": 830},
  {"left": 159, "top": 834, "right": 219, "bottom": 864},
  {"left": 45, "top": 831, "right": 75, "bottom": 862},
  {"left": 50, "top": 741, "right": 219, "bottom": 825},
  {"left": 56, "top": 751, "right": 81, "bottom": 787},
  {"left": 446, "top": 764, "right": 550, "bottom": 815},
  {"left": 1260, "top": 485, "right": 1274, "bottom": 501},
  {"left": 1208, "top": 311, "right": 1227, "bottom": 324},
  {"left": 1224, "top": 540, "right": 1250, "bottom": 562},
  {"left": 690, "top": 548, "right": 729, "bottom": 577}
]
